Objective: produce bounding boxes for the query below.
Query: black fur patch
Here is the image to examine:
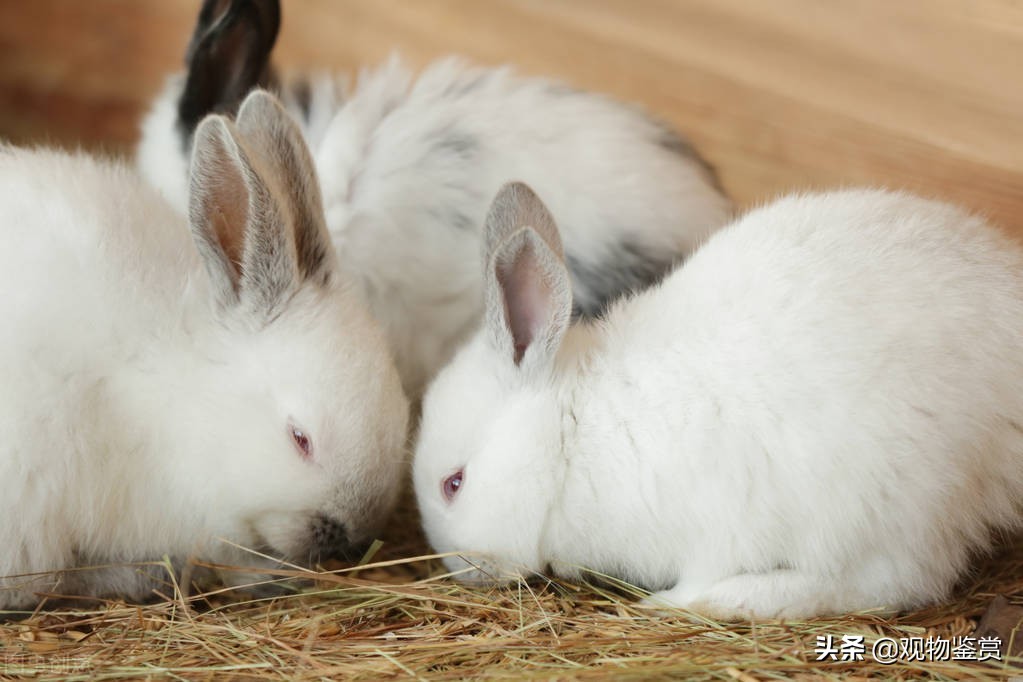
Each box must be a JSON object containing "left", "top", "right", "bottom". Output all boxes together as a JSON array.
[
  {"left": 567, "top": 240, "right": 682, "bottom": 318},
  {"left": 177, "top": 0, "right": 282, "bottom": 150}
]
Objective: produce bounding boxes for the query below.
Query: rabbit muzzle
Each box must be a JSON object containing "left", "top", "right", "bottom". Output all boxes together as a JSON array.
[{"left": 306, "top": 513, "right": 370, "bottom": 564}]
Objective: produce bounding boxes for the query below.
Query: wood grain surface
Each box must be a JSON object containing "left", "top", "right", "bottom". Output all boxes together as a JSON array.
[{"left": 0, "top": 0, "right": 1020, "bottom": 234}]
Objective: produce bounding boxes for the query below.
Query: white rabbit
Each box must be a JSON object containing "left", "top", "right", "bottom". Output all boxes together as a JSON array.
[
  {"left": 413, "top": 182, "right": 1023, "bottom": 620},
  {"left": 0, "top": 90, "right": 408, "bottom": 610},
  {"left": 136, "top": 0, "right": 733, "bottom": 398}
]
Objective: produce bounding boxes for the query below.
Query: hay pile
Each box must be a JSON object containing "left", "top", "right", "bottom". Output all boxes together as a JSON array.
[{"left": 2, "top": 506, "right": 1021, "bottom": 681}]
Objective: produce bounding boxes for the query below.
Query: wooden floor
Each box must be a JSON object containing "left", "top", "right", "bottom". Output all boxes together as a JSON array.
[{"left": 0, "top": 0, "right": 1021, "bottom": 235}]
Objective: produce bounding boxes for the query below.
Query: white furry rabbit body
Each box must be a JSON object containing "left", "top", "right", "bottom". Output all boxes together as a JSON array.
[
  {"left": 0, "top": 91, "right": 408, "bottom": 610},
  {"left": 413, "top": 183, "right": 1023, "bottom": 620},
  {"left": 136, "top": 0, "right": 733, "bottom": 397}
]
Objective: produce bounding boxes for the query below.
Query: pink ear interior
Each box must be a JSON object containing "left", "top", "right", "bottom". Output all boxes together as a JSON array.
[
  {"left": 497, "top": 238, "right": 554, "bottom": 365},
  {"left": 192, "top": 121, "right": 252, "bottom": 290},
  {"left": 208, "top": 160, "right": 249, "bottom": 285}
]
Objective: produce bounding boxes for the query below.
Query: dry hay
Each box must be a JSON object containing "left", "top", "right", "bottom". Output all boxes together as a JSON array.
[{"left": 2, "top": 500, "right": 1021, "bottom": 681}]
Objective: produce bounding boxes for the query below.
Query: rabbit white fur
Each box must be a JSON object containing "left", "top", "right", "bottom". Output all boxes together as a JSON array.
[
  {"left": 413, "top": 182, "right": 1023, "bottom": 620},
  {"left": 0, "top": 91, "right": 408, "bottom": 610},
  {"left": 136, "top": 0, "right": 733, "bottom": 397}
]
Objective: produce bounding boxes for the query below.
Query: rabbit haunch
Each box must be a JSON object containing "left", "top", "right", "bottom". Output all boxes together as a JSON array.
[
  {"left": 137, "top": 0, "right": 733, "bottom": 397},
  {"left": 414, "top": 183, "right": 1023, "bottom": 620},
  {"left": 0, "top": 91, "right": 408, "bottom": 610}
]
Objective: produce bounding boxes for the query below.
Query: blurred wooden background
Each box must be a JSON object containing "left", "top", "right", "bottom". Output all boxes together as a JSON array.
[{"left": 0, "top": 0, "right": 1020, "bottom": 235}]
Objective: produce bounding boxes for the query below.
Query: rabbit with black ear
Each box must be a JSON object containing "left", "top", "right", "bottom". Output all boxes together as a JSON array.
[
  {"left": 413, "top": 182, "right": 1023, "bottom": 620},
  {"left": 0, "top": 90, "right": 408, "bottom": 610},
  {"left": 137, "top": 0, "right": 733, "bottom": 398}
]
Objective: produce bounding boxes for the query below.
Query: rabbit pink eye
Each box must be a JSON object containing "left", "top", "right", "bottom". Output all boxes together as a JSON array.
[
  {"left": 442, "top": 469, "right": 464, "bottom": 502},
  {"left": 290, "top": 424, "right": 312, "bottom": 460}
]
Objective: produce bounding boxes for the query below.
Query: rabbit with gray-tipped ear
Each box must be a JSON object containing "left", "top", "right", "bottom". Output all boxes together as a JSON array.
[
  {"left": 413, "top": 182, "right": 1023, "bottom": 620},
  {"left": 136, "top": 0, "right": 734, "bottom": 398},
  {"left": 0, "top": 90, "right": 408, "bottom": 610}
]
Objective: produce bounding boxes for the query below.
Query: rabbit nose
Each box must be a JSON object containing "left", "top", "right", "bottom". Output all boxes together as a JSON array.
[{"left": 309, "top": 513, "right": 367, "bottom": 563}]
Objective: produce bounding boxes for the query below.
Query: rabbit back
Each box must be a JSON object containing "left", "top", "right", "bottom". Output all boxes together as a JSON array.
[
  {"left": 0, "top": 149, "right": 196, "bottom": 605},
  {"left": 312, "top": 57, "right": 731, "bottom": 394},
  {"left": 555, "top": 189, "right": 1023, "bottom": 606}
]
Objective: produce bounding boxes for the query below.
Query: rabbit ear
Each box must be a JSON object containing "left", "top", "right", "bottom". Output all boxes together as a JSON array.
[
  {"left": 483, "top": 182, "right": 573, "bottom": 372},
  {"left": 188, "top": 111, "right": 333, "bottom": 321},
  {"left": 178, "top": 0, "right": 281, "bottom": 139},
  {"left": 234, "top": 90, "right": 332, "bottom": 283}
]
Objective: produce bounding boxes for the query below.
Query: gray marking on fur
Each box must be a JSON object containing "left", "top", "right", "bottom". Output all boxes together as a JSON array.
[
  {"left": 567, "top": 240, "right": 681, "bottom": 318},
  {"left": 442, "top": 71, "right": 494, "bottom": 98},
  {"left": 308, "top": 513, "right": 365, "bottom": 564},
  {"left": 423, "top": 119, "right": 481, "bottom": 167},
  {"left": 653, "top": 122, "right": 727, "bottom": 194},
  {"left": 543, "top": 82, "right": 579, "bottom": 98},
  {"left": 912, "top": 405, "right": 937, "bottom": 419},
  {"left": 287, "top": 75, "right": 313, "bottom": 124},
  {"left": 422, "top": 126, "right": 482, "bottom": 231},
  {"left": 428, "top": 206, "right": 475, "bottom": 232},
  {"left": 432, "top": 132, "right": 480, "bottom": 160}
]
